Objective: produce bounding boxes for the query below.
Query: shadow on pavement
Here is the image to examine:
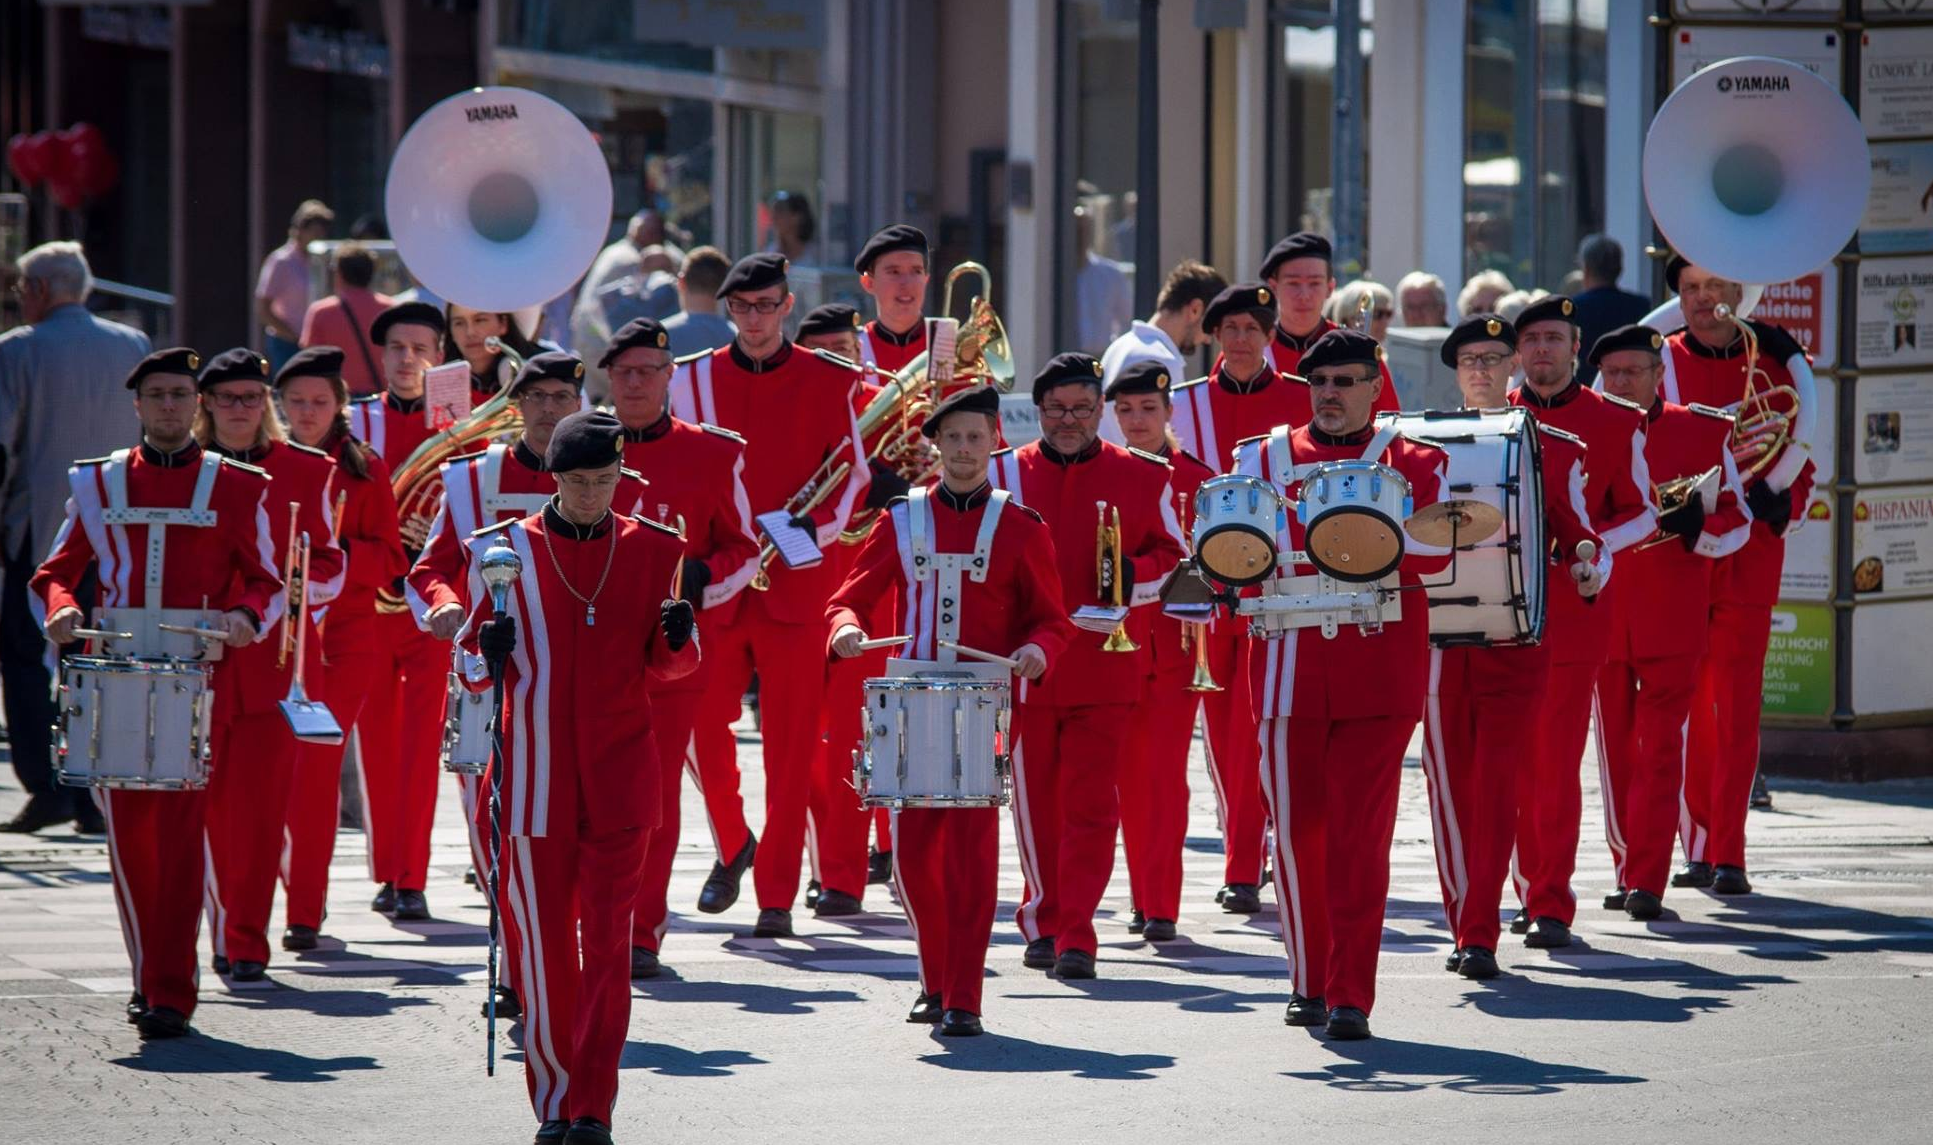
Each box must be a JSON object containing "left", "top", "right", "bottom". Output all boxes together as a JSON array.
[
  {"left": 919, "top": 1033, "right": 1175, "bottom": 1080},
  {"left": 619, "top": 1041, "right": 769, "bottom": 1077},
  {"left": 219, "top": 986, "right": 439, "bottom": 1020},
  {"left": 1453, "top": 971, "right": 1736, "bottom": 1023},
  {"left": 111, "top": 1033, "right": 379, "bottom": 1082},
  {"left": 1009, "top": 977, "right": 1292, "bottom": 1015},
  {"left": 635, "top": 979, "right": 865, "bottom": 1015},
  {"left": 1284, "top": 1036, "right": 1646, "bottom": 1094}
]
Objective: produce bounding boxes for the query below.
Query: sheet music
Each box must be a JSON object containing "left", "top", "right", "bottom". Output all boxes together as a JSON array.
[
  {"left": 757, "top": 510, "right": 824, "bottom": 570},
  {"left": 424, "top": 362, "right": 472, "bottom": 431},
  {"left": 1071, "top": 605, "right": 1129, "bottom": 634}
]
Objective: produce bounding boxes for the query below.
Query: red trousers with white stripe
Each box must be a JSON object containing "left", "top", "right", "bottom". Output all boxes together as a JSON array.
[
  {"left": 1011, "top": 700, "right": 1131, "bottom": 957},
  {"left": 1118, "top": 665, "right": 1197, "bottom": 923},
  {"left": 807, "top": 650, "right": 882, "bottom": 901},
  {"left": 1197, "top": 630, "right": 1266, "bottom": 886},
  {"left": 1597, "top": 654, "right": 1702, "bottom": 898},
  {"left": 501, "top": 826, "right": 646, "bottom": 1126},
  {"left": 98, "top": 787, "right": 208, "bottom": 1017},
  {"left": 1514, "top": 658, "right": 1603, "bottom": 927},
  {"left": 1420, "top": 645, "right": 1546, "bottom": 954},
  {"left": 1683, "top": 593, "right": 1773, "bottom": 870},
  {"left": 1259, "top": 714, "right": 1410, "bottom": 1015},
  {"left": 893, "top": 806, "right": 999, "bottom": 1014},
  {"left": 632, "top": 689, "right": 703, "bottom": 950},
  {"left": 204, "top": 711, "right": 299, "bottom": 965},
  {"left": 356, "top": 611, "right": 448, "bottom": 892},
  {"left": 465, "top": 771, "right": 527, "bottom": 999},
  {"left": 282, "top": 611, "right": 385, "bottom": 930},
  {"left": 689, "top": 681, "right": 753, "bottom": 862}
]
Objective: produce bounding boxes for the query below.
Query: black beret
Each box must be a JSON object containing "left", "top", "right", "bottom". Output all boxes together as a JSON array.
[
  {"left": 1664, "top": 253, "right": 1689, "bottom": 294},
  {"left": 198, "top": 347, "right": 271, "bottom": 390},
  {"left": 1298, "top": 328, "right": 1381, "bottom": 374},
  {"left": 1439, "top": 313, "right": 1516, "bottom": 367},
  {"left": 1104, "top": 358, "right": 1175, "bottom": 400},
  {"left": 1514, "top": 294, "right": 1577, "bottom": 331},
  {"left": 1587, "top": 323, "right": 1666, "bottom": 367},
  {"left": 509, "top": 351, "right": 587, "bottom": 396},
  {"left": 853, "top": 224, "right": 930, "bottom": 274},
  {"left": 274, "top": 346, "right": 345, "bottom": 388},
  {"left": 798, "top": 303, "right": 863, "bottom": 339},
  {"left": 1203, "top": 284, "right": 1276, "bottom": 333},
  {"left": 369, "top": 300, "right": 446, "bottom": 345},
  {"left": 1259, "top": 232, "right": 1332, "bottom": 280},
  {"left": 544, "top": 409, "right": 625, "bottom": 473},
  {"left": 597, "top": 318, "right": 670, "bottom": 368},
  {"left": 125, "top": 347, "right": 202, "bottom": 390},
  {"left": 716, "top": 251, "right": 788, "bottom": 299},
  {"left": 920, "top": 383, "right": 1002, "bottom": 439},
  {"left": 1030, "top": 352, "right": 1106, "bottom": 404}
]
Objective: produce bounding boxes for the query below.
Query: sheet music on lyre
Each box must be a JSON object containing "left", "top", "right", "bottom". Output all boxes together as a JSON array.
[
  {"left": 1071, "top": 605, "right": 1129, "bottom": 634},
  {"left": 756, "top": 510, "right": 825, "bottom": 570},
  {"left": 424, "top": 361, "right": 472, "bottom": 431},
  {"left": 926, "top": 318, "right": 959, "bottom": 387}
]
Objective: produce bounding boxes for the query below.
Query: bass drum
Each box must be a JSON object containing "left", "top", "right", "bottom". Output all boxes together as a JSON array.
[{"left": 1384, "top": 408, "right": 1546, "bottom": 646}]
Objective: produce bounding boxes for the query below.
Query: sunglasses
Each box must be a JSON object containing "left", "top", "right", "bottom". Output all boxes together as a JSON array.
[{"left": 1306, "top": 371, "right": 1373, "bottom": 390}]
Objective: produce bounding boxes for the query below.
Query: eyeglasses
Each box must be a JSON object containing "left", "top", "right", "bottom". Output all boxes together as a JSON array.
[
  {"left": 1040, "top": 402, "right": 1099, "bottom": 421},
  {"left": 725, "top": 298, "right": 786, "bottom": 316},
  {"left": 1306, "top": 371, "right": 1371, "bottom": 390},
  {"left": 206, "top": 391, "right": 266, "bottom": 409},
  {"left": 608, "top": 361, "right": 674, "bottom": 381},
  {"left": 516, "top": 390, "right": 581, "bottom": 408},
  {"left": 1456, "top": 352, "right": 1511, "bottom": 371}
]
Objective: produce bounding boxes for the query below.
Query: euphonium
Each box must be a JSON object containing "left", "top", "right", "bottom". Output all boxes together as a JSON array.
[
  {"left": 1713, "top": 304, "right": 1800, "bottom": 480},
  {"left": 1098, "top": 501, "right": 1138, "bottom": 653},
  {"left": 375, "top": 387, "right": 525, "bottom": 613}
]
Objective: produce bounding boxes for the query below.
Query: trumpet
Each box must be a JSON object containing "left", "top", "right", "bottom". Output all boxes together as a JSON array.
[
  {"left": 1176, "top": 495, "right": 1223, "bottom": 692},
  {"left": 1636, "top": 467, "right": 1720, "bottom": 551},
  {"left": 1097, "top": 501, "right": 1137, "bottom": 653},
  {"left": 749, "top": 459, "right": 851, "bottom": 592},
  {"left": 1714, "top": 304, "right": 1799, "bottom": 480},
  {"left": 278, "top": 502, "right": 303, "bottom": 670}
]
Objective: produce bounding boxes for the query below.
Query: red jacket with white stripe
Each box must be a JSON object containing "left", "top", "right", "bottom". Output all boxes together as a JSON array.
[
  {"left": 347, "top": 392, "right": 439, "bottom": 473},
  {"left": 621, "top": 415, "right": 762, "bottom": 659},
  {"left": 857, "top": 320, "right": 926, "bottom": 376},
  {"left": 459, "top": 509, "right": 698, "bottom": 837},
  {"left": 1536, "top": 422, "right": 1613, "bottom": 608},
  {"left": 990, "top": 438, "right": 1185, "bottom": 707},
  {"left": 1170, "top": 362, "right": 1307, "bottom": 474},
  {"left": 316, "top": 431, "right": 407, "bottom": 623}
]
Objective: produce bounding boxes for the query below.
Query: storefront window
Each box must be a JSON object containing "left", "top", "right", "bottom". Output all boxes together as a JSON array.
[
  {"left": 497, "top": 0, "right": 713, "bottom": 70},
  {"left": 1268, "top": 6, "right": 1372, "bottom": 272},
  {"left": 727, "top": 107, "right": 822, "bottom": 260},
  {"left": 1056, "top": 0, "right": 1139, "bottom": 355}
]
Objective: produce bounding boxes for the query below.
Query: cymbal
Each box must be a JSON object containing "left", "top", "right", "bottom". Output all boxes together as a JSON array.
[{"left": 1403, "top": 500, "right": 1504, "bottom": 547}]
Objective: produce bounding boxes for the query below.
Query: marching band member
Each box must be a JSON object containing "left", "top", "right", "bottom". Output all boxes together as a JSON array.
[
  {"left": 447, "top": 301, "right": 542, "bottom": 403},
  {"left": 1660, "top": 256, "right": 1815, "bottom": 896},
  {"left": 347, "top": 301, "right": 446, "bottom": 466},
  {"left": 1592, "top": 324, "right": 1752, "bottom": 920},
  {"left": 796, "top": 303, "right": 867, "bottom": 363},
  {"left": 990, "top": 352, "right": 1185, "bottom": 979},
  {"left": 668, "top": 252, "right": 871, "bottom": 936},
  {"left": 274, "top": 347, "right": 408, "bottom": 953},
  {"left": 601, "top": 317, "right": 761, "bottom": 976},
  {"left": 1421, "top": 316, "right": 1606, "bottom": 981},
  {"left": 461, "top": 409, "right": 697, "bottom": 1145},
  {"left": 32, "top": 348, "right": 282, "bottom": 1038},
  {"left": 827, "top": 383, "right": 1072, "bottom": 1036},
  {"left": 1105, "top": 359, "right": 1215, "bottom": 940},
  {"left": 1166, "top": 283, "right": 1298, "bottom": 914},
  {"left": 1506, "top": 294, "right": 1655, "bottom": 949},
  {"left": 193, "top": 349, "right": 345, "bottom": 983},
  {"left": 1257, "top": 233, "right": 1401, "bottom": 422},
  {"left": 853, "top": 224, "right": 931, "bottom": 374},
  {"left": 1231, "top": 329, "right": 1449, "bottom": 1040}
]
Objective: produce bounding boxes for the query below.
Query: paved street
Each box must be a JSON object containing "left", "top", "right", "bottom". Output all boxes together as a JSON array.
[{"left": 2, "top": 710, "right": 1930, "bottom": 1145}]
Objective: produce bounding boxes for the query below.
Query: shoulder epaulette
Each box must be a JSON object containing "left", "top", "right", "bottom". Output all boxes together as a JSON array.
[
  {"left": 634, "top": 515, "right": 681, "bottom": 537},
  {"left": 1688, "top": 402, "right": 1736, "bottom": 423},
  {"left": 350, "top": 393, "right": 380, "bottom": 404},
  {"left": 620, "top": 466, "right": 647, "bottom": 484},
  {"left": 884, "top": 494, "right": 912, "bottom": 510},
  {"left": 217, "top": 456, "right": 268, "bottom": 477},
  {"left": 700, "top": 422, "right": 745, "bottom": 444},
  {"left": 1127, "top": 446, "right": 1171, "bottom": 467},
  {"left": 1233, "top": 432, "right": 1270, "bottom": 450},
  {"left": 1536, "top": 423, "right": 1586, "bottom": 447},
  {"left": 1172, "top": 376, "right": 1208, "bottom": 392},
  {"left": 1173, "top": 446, "right": 1210, "bottom": 471},
  {"left": 990, "top": 446, "right": 1015, "bottom": 458},
  {"left": 286, "top": 441, "right": 330, "bottom": 459},
  {"left": 1011, "top": 501, "right": 1045, "bottom": 524},
  {"left": 673, "top": 349, "right": 714, "bottom": 367},
  {"left": 74, "top": 455, "right": 114, "bottom": 467},
  {"left": 471, "top": 518, "right": 517, "bottom": 540},
  {"left": 1600, "top": 392, "right": 1643, "bottom": 413}
]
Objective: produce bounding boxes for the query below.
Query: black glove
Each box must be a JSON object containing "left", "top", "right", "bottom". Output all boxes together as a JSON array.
[
  {"left": 679, "top": 558, "right": 712, "bottom": 607},
  {"left": 1745, "top": 479, "right": 1793, "bottom": 535},
  {"left": 1116, "top": 557, "right": 1136, "bottom": 599},
  {"left": 863, "top": 460, "right": 913, "bottom": 510},
  {"left": 788, "top": 514, "right": 818, "bottom": 537},
  {"left": 479, "top": 614, "right": 517, "bottom": 676},
  {"left": 1659, "top": 495, "right": 1707, "bottom": 552},
  {"left": 389, "top": 574, "right": 408, "bottom": 600},
  {"left": 660, "top": 599, "right": 695, "bottom": 651}
]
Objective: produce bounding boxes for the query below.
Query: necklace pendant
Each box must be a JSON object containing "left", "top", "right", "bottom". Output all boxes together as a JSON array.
[{"left": 586, "top": 604, "right": 596, "bottom": 627}]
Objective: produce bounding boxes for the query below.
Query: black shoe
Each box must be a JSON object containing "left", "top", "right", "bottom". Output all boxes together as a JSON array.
[
  {"left": 907, "top": 991, "right": 942, "bottom": 1024},
  {"left": 1022, "top": 937, "right": 1057, "bottom": 969},
  {"left": 371, "top": 882, "right": 397, "bottom": 913},
  {"left": 1672, "top": 861, "right": 1716, "bottom": 889},
  {"left": 631, "top": 946, "right": 661, "bottom": 980},
  {"left": 939, "top": 1009, "right": 984, "bottom": 1037},
  {"left": 814, "top": 889, "right": 863, "bottom": 918},
  {"left": 211, "top": 955, "right": 230, "bottom": 976},
  {"left": 804, "top": 879, "right": 821, "bottom": 910},
  {"left": 72, "top": 805, "right": 105, "bottom": 834},
  {"left": 1508, "top": 910, "right": 1530, "bottom": 935},
  {"left": 698, "top": 836, "right": 756, "bottom": 914},
  {"left": 1127, "top": 909, "right": 1146, "bottom": 935},
  {"left": 867, "top": 848, "right": 894, "bottom": 885},
  {"left": 1625, "top": 889, "right": 1664, "bottom": 920},
  {"left": 1443, "top": 947, "right": 1465, "bottom": 973},
  {"left": 1750, "top": 772, "right": 1773, "bottom": 810},
  {"left": 282, "top": 926, "right": 319, "bottom": 952},
  {"left": 1144, "top": 918, "right": 1177, "bottom": 943},
  {"left": 1217, "top": 883, "right": 1262, "bottom": 914},
  {"left": 1603, "top": 888, "right": 1628, "bottom": 911},
  {"left": 1054, "top": 949, "right": 1096, "bottom": 979},
  {"left": 1458, "top": 947, "right": 1500, "bottom": 980},
  {"left": 125, "top": 991, "right": 148, "bottom": 1024},
  {"left": 393, "top": 888, "right": 430, "bottom": 921},
  {"left": 1325, "top": 1006, "right": 1371, "bottom": 1040},
  {"left": 1, "top": 794, "right": 73, "bottom": 835},
  {"left": 562, "top": 1118, "right": 614, "bottom": 1145},
  {"left": 231, "top": 960, "right": 267, "bottom": 983},
  {"left": 1283, "top": 993, "right": 1327, "bottom": 1026},
  {"left": 482, "top": 984, "right": 522, "bottom": 1019},
  {"left": 1523, "top": 916, "right": 1572, "bottom": 949},
  {"left": 751, "top": 908, "right": 792, "bottom": 938},
  {"left": 534, "top": 1121, "right": 570, "bottom": 1145},
  {"left": 135, "top": 1006, "right": 191, "bottom": 1040},
  {"left": 464, "top": 868, "right": 479, "bottom": 888},
  {"left": 1713, "top": 865, "right": 1753, "bottom": 895}
]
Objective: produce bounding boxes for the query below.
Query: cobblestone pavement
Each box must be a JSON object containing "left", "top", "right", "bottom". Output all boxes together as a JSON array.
[{"left": 2, "top": 713, "right": 1930, "bottom": 1145}]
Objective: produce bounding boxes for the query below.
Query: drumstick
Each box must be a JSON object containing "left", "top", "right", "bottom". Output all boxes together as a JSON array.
[
  {"left": 71, "top": 628, "right": 135, "bottom": 642},
  {"left": 940, "top": 639, "right": 1021, "bottom": 670},
  {"left": 158, "top": 622, "right": 231, "bottom": 640},
  {"left": 855, "top": 635, "right": 912, "bottom": 652}
]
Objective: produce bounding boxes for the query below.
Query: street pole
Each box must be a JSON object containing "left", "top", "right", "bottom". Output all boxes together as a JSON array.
[
  {"left": 1331, "top": 0, "right": 1365, "bottom": 277},
  {"left": 1134, "top": 0, "right": 1161, "bottom": 316}
]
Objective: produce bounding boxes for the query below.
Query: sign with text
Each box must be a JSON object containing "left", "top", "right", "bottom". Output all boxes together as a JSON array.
[
  {"left": 1855, "top": 373, "right": 1933, "bottom": 485},
  {"left": 1780, "top": 494, "right": 1835, "bottom": 602},
  {"left": 1851, "top": 483, "right": 1933, "bottom": 598},
  {"left": 1671, "top": 27, "right": 1841, "bottom": 89},
  {"left": 1855, "top": 257, "right": 1933, "bottom": 370},
  {"left": 1862, "top": 140, "right": 1933, "bottom": 255},
  {"left": 1861, "top": 27, "right": 1933, "bottom": 140},
  {"left": 1756, "top": 272, "right": 1837, "bottom": 367},
  {"left": 1763, "top": 602, "right": 1834, "bottom": 719}
]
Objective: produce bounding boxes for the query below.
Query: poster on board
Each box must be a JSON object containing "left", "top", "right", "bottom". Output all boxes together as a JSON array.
[
  {"left": 1855, "top": 257, "right": 1933, "bottom": 370},
  {"left": 1860, "top": 28, "right": 1933, "bottom": 140},
  {"left": 1670, "top": 27, "right": 1841, "bottom": 89},
  {"left": 1850, "top": 483, "right": 1933, "bottom": 598},
  {"left": 1855, "top": 374, "right": 1933, "bottom": 485},
  {"left": 1862, "top": 140, "right": 1933, "bottom": 255}
]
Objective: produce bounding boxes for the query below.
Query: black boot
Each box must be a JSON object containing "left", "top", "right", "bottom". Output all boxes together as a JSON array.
[
  {"left": 631, "top": 946, "right": 661, "bottom": 980},
  {"left": 939, "top": 1009, "right": 984, "bottom": 1037},
  {"left": 1022, "top": 936, "right": 1057, "bottom": 969},
  {"left": 906, "top": 991, "right": 942, "bottom": 1024},
  {"left": 1217, "top": 883, "right": 1262, "bottom": 914},
  {"left": 562, "top": 1119, "right": 614, "bottom": 1145},
  {"left": 0, "top": 793, "right": 73, "bottom": 835},
  {"left": 135, "top": 1006, "right": 191, "bottom": 1040},
  {"left": 1126, "top": 909, "right": 1146, "bottom": 935},
  {"left": 1283, "top": 993, "right": 1327, "bottom": 1026},
  {"left": 751, "top": 908, "right": 793, "bottom": 938},
  {"left": 1523, "top": 917, "right": 1572, "bottom": 949},
  {"left": 1443, "top": 947, "right": 1465, "bottom": 973},
  {"left": 1143, "top": 918, "right": 1177, "bottom": 943},
  {"left": 1054, "top": 949, "right": 1096, "bottom": 979},
  {"left": 1508, "top": 909, "right": 1530, "bottom": 935},
  {"left": 1625, "top": 889, "right": 1664, "bottom": 920},
  {"left": 814, "top": 889, "right": 863, "bottom": 918},
  {"left": 1713, "top": 865, "right": 1753, "bottom": 895},
  {"left": 1672, "top": 861, "right": 1715, "bottom": 889},
  {"left": 1457, "top": 947, "right": 1500, "bottom": 980},
  {"left": 371, "top": 882, "right": 397, "bottom": 913},
  {"left": 393, "top": 888, "right": 430, "bottom": 921},
  {"left": 1602, "top": 888, "right": 1628, "bottom": 911},
  {"left": 867, "top": 848, "right": 894, "bottom": 885},
  {"left": 281, "top": 925, "right": 319, "bottom": 951},
  {"left": 1325, "top": 1006, "right": 1371, "bottom": 1040},
  {"left": 698, "top": 836, "right": 756, "bottom": 914},
  {"left": 804, "top": 879, "right": 821, "bottom": 910}
]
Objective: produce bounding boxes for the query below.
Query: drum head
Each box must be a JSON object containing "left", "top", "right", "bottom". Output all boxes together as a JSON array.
[
  {"left": 1197, "top": 524, "right": 1277, "bottom": 586},
  {"left": 1306, "top": 507, "right": 1404, "bottom": 583}
]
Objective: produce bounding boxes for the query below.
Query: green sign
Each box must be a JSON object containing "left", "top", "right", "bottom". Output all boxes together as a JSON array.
[{"left": 1763, "top": 602, "right": 1835, "bottom": 719}]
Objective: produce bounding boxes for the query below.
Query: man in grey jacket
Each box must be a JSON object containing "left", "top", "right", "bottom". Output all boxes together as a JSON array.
[{"left": 0, "top": 241, "right": 149, "bottom": 833}]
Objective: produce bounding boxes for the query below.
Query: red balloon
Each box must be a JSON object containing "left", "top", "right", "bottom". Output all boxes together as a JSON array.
[
  {"left": 6, "top": 133, "right": 44, "bottom": 187},
  {"left": 46, "top": 176, "right": 84, "bottom": 212},
  {"left": 35, "top": 130, "right": 74, "bottom": 191}
]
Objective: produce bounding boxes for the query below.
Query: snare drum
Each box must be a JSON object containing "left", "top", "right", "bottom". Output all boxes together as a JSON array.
[
  {"left": 856, "top": 672, "right": 1012, "bottom": 808},
  {"left": 56, "top": 656, "right": 214, "bottom": 790},
  {"left": 1193, "top": 474, "right": 1281, "bottom": 586},
  {"left": 441, "top": 669, "right": 492, "bottom": 775},
  {"left": 1296, "top": 461, "right": 1412, "bottom": 582}
]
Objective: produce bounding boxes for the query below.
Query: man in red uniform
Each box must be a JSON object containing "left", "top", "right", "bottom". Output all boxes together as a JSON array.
[
  {"left": 1229, "top": 329, "right": 1450, "bottom": 1040},
  {"left": 990, "top": 351, "right": 1185, "bottom": 979},
  {"left": 1166, "top": 283, "right": 1296, "bottom": 914},
  {"left": 32, "top": 347, "right": 282, "bottom": 1038},
  {"left": 1105, "top": 359, "right": 1215, "bottom": 940},
  {"left": 828, "top": 383, "right": 1072, "bottom": 1036},
  {"left": 193, "top": 349, "right": 345, "bottom": 983},
  {"left": 464, "top": 409, "right": 697, "bottom": 1145},
  {"left": 1593, "top": 324, "right": 1753, "bottom": 920},
  {"left": 853, "top": 224, "right": 931, "bottom": 375},
  {"left": 1506, "top": 294, "right": 1655, "bottom": 949},
  {"left": 1419, "top": 316, "right": 1607, "bottom": 982},
  {"left": 796, "top": 303, "right": 866, "bottom": 364},
  {"left": 667, "top": 252, "right": 871, "bottom": 936},
  {"left": 273, "top": 347, "right": 407, "bottom": 953},
  {"left": 1660, "top": 257, "right": 1815, "bottom": 896},
  {"left": 1258, "top": 233, "right": 1402, "bottom": 422},
  {"left": 601, "top": 317, "right": 761, "bottom": 976}
]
